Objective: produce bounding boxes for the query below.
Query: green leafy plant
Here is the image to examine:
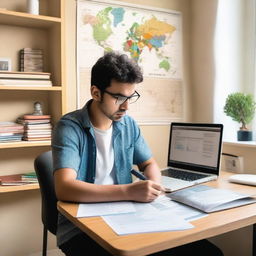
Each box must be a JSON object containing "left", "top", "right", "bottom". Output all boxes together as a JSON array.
[{"left": 224, "top": 92, "right": 256, "bottom": 130}]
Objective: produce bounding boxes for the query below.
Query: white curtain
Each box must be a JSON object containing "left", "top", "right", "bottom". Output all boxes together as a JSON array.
[{"left": 213, "top": 0, "right": 256, "bottom": 141}]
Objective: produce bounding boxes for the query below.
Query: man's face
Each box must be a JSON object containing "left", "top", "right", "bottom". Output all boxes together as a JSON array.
[{"left": 98, "top": 80, "right": 136, "bottom": 121}]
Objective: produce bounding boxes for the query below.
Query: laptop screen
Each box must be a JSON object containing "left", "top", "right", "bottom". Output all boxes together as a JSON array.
[{"left": 168, "top": 123, "right": 223, "bottom": 175}]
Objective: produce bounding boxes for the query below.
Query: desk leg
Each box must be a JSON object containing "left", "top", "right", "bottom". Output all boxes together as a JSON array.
[{"left": 253, "top": 224, "right": 256, "bottom": 256}]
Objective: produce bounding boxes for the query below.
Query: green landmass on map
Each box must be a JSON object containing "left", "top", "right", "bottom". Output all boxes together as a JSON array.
[{"left": 159, "top": 59, "right": 170, "bottom": 71}]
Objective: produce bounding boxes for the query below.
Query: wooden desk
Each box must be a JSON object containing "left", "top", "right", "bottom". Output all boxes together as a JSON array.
[{"left": 57, "top": 172, "right": 256, "bottom": 256}]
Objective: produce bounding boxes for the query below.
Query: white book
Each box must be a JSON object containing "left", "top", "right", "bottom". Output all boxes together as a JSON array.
[
  {"left": 25, "top": 134, "right": 51, "bottom": 138},
  {"left": 25, "top": 130, "right": 51, "bottom": 133},
  {"left": 25, "top": 131, "right": 51, "bottom": 135},
  {"left": 0, "top": 79, "right": 52, "bottom": 86},
  {"left": 0, "top": 71, "right": 50, "bottom": 79},
  {"left": 168, "top": 185, "right": 256, "bottom": 213},
  {"left": 26, "top": 125, "right": 52, "bottom": 129}
]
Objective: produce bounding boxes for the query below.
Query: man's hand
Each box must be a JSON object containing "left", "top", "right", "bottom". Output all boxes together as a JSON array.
[{"left": 125, "top": 180, "right": 165, "bottom": 202}]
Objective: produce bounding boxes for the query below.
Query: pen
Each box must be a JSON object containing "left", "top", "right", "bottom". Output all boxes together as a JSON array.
[
  {"left": 131, "top": 169, "right": 147, "bottom": 180},
  {"left": 130, "top": 169, "right": 172, "bottom": 193}
]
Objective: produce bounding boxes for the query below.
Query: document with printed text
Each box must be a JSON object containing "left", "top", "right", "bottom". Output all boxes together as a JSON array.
[
  {"left": 77, "top": 201, "right": 136, "bottom": 217},
  {"left": 169, "top": 185, "right": 256, "bottom": 213},
  {"left": 76, "top": 195, "right": 208, "bottom": 235}
]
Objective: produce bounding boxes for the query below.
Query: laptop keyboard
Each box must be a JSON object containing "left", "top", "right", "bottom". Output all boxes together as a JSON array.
[{"left": 167, "top": 168, "right": 207, "bottom": 181}]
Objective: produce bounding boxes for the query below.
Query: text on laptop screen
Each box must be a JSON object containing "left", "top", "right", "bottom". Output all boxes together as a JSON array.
[{"left": 169, "top": 124, "right": 223, "bottom": 173}]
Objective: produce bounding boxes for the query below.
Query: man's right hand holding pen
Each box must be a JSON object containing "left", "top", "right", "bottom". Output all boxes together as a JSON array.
[{"left": 129, "top": 169, "right": 171, "bottom": 202}]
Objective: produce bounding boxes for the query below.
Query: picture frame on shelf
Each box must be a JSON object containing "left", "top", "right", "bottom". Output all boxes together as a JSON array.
[{"left": 0, "top": 58, "right": 11, "bottom": 71}]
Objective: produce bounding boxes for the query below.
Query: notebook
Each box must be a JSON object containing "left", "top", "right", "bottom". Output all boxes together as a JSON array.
[{"left": 161, "top": 123, "right": 223, "bottom": 192}]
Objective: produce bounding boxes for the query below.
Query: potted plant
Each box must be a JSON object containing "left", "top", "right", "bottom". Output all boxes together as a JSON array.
[{"left": 224, "top": 92, "right": 256, "bottom": 141}]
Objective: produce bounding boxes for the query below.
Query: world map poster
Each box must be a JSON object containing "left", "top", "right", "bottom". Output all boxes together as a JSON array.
[
  {"left": 77, "top": 0, "right": 183, "bottom": 124},
  {"left": 77, "top": 0, "right": 181, "bottom": 79}
]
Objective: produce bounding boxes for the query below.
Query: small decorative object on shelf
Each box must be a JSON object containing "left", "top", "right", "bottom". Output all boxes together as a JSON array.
[
  {"left": 33, "top": 101, "right": 43, "bottom": 115},
  {"left": 0, "top": 58, "right": 11, "bottom": 71},
  {"left": 224, "top": 92, "right": 256, "bottom": 141},
  {"left": 26, "top": 0, "right": 39, "bottom": 15}
]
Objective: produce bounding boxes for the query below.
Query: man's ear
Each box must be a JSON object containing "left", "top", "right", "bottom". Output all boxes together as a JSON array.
[{"left": 91, "top": 85, "right": 102, "bottom": 101}]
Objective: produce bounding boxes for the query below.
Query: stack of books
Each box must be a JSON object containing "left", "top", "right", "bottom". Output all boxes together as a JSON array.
[
  {"left": 21, "top": 172, "right": 38, "bottom": 183},
  {"left": 0, "top": 122, "right": 24, "bottom": 143},
  {"left": 20, "top": 48, "right": 43, "bottom": 72},
  {"left": 0, "top": 71, "right": 52, "bottom": 87},
  {"left": 17, "top": 114, "right": 52, "bottom": 141},
  {"left": 0, "top": 172, "right": 38, "bottom": 186}
]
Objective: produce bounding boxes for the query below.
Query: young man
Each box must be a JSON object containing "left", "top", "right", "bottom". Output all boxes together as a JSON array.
[{"left": 52, "top": 52, "right": 223, "bottom": 256}]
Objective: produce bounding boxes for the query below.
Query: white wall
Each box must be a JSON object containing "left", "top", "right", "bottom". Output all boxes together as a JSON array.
[
  {"left": 1, "top": 1, "right": 254, "bottom": 255},
  {"left": 190, "top": 1, "right": 254, "bottom": 255}
]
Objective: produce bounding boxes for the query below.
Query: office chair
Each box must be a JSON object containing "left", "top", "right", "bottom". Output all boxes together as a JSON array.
[{"left": 34, "top": 151, "right": 58, "bottom": 256}]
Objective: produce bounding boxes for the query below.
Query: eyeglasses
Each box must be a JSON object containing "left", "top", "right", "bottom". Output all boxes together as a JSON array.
[{"left": 103, "top": 90, "right": 140, "bottom": 105}]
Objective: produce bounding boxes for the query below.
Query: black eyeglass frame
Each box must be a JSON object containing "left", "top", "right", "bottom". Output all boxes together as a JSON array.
[{"left": 103, "top": 90, "right": 140, "bottom": 105}]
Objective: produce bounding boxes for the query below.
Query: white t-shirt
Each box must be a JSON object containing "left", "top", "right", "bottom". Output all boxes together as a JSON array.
[{"left": 93, "top": 125, "right": 115, "bottom": 184}]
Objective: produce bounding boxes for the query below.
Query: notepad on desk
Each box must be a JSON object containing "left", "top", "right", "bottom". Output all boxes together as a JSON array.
[{"left": 168, "top": 185, "right": 256, "bottom": 213}]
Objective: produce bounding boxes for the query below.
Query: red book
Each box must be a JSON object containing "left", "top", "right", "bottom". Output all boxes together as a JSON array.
[{"left": 23, "top": 114, "right": 51, "bottom": 120}]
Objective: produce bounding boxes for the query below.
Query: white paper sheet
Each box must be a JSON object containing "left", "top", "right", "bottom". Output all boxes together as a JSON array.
[
  {"left": 151, "top": 195, "right": 208, "bottom": 221},
  {"left": 77, "top": 201, "right": 136, "bottom": 217},
  {"left": 101, "top": 196, "right": 205, "bottom": 235},
  {"left": 102, "top": 210, "right": 194, "bottom": 235},
  {"left": 76, "top": 195, "right": 207, "bottom": 235}
]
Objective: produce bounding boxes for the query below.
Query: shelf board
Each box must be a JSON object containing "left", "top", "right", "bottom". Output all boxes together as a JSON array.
[
  {"left": 0, "top": 183, "right": 39, "bottom": 193},
  {"left": 0, "top": 141, "right": 51, "bottom": 149},
  {"left": 0, "top": 9, "right": 61, "bottom": 28},
  {"left": 223, "top": 141, "right": 256, "bottom": 148},
  {"left": 0, "top": 85, "right": 62, "bottom": 91}
]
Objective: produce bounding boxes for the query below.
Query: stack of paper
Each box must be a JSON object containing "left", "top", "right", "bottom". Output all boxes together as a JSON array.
[
  {"left": 76, "top": 196, "right": 207, "bottom": 235},
  {"left": 169, "top": 185, "right": 256, "bottom": 213},
  {"left": 76, "top": 185, "right": 256, "bottom": 235}
]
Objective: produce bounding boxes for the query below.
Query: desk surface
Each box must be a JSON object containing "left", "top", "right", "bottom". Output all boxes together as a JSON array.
[{"left": 57, "top": 172, "right": 256, "bottom": 256}]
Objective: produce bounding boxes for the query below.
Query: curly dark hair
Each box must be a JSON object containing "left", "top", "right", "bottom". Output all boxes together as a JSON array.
[{"left": 91, "top": 51, "right": 143, "bottom": 91}]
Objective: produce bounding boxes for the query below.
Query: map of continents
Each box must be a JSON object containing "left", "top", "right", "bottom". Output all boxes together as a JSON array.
[{"left": 77, "top": 2, "right": 181, "bottom": 79}]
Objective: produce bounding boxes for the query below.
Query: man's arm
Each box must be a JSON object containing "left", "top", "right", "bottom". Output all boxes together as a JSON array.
[
  {"left": 137, "top": 157, "right": 162, "bottom": 183},
  {"left": 54, "top": 167, "right": 163, "bottom": 203}
]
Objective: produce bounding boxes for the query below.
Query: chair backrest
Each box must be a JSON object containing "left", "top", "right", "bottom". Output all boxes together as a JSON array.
[{"left": 34, "top": 151, "right": 58, "bottom": 235}]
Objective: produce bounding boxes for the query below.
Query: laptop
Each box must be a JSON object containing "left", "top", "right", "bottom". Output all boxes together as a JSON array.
[{"left": 161, "top": 122, "right": 223, "bottom": 192}]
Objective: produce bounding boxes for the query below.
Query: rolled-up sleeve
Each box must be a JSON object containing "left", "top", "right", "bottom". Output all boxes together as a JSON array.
[
  {"left": 132, "top": 123, "right": 152, "bottom": 165},
  {"left": 52, "top": 120, "right": 81, "bottom": 173}
]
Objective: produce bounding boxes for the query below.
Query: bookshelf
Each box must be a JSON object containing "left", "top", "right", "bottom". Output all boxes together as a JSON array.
[
  {"left": 0, "top": 85, "right": 62, "bottom": 91},
  {"left": 0, "top": 183, "right": 39, "bottom": 193},
  {"left": 0, "top": 0, "right": 66, "bottom": 192}
]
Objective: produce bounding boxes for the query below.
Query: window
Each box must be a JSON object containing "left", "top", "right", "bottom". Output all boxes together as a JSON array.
[{"left": 213, "top": 0, "right": 256, "bottom": 141}]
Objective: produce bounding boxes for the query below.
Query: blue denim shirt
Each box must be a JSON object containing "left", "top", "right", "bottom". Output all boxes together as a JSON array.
[{"left": 52, "top": 100, "right": 152, "bottom": 245}]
